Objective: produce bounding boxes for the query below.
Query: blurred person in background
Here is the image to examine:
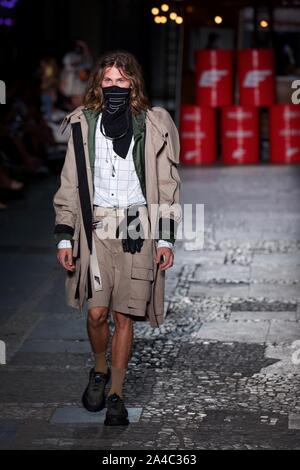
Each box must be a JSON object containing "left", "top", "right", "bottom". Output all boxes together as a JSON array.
[
  {"left": 0, "top": 162, "right": 24, "bottom": 210},
  {"left": 38, "top": 56, "right": 60, "bottom": 120},
  {"left": 0, "top": 78, "right": 57, "bottom": 209},
  {"left": 59, "top": 40, "right": 93, "bottom": 109},
  {"left": 3, "top": 81, "right": 53, "bottom": 174}
]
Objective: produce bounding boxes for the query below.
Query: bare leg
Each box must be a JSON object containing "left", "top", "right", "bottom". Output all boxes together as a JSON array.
[
  {"left": 87, "top": 306, "right": 110, "bottom": 373},
  {"left": 108, "top": 311, "right": 134, "bottom": 397}
]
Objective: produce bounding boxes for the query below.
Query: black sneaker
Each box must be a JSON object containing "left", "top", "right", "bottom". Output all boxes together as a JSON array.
[
  {"left": 104, "top": 393, "right": 130, "bottom": 426},
  {"left": 82, "top": 367, "right": 111, "bottom": 412}
]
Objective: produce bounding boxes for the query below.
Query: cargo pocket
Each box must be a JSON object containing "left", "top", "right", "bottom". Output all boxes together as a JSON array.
[{"left": 128, "top": 253, "right": 154, "bottom": 310}]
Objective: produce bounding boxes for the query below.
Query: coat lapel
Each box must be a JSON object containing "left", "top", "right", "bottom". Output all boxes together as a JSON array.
[
  {"left": 132, "top": 111, "right": 147, "bottom": 199},
  {"left": 82, "top": 108, "right": 100, "bottom": 173}
]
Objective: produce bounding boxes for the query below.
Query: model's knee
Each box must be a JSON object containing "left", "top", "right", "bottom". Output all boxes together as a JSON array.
[
  {"left": 113, "top": 311, "right": 134, "bottom": 330},
  {"left": 88, "top": 307, "right": 109, "bottom": 327}
]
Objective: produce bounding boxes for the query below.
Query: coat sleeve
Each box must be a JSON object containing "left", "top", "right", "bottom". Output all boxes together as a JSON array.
[
  {"left": 53, "top": 128, "right": 78, "bottom": 245},
  {"left": 156, "top": 109, "right": 182, "bottom": 245}
]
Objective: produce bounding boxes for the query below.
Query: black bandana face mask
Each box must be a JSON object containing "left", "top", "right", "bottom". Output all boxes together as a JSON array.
[
  {"left": 102, "top": 85, "right": 131, "bottom": 113},
  {"left": 100, "top": 85, "right": 133, "bottom": 159}
]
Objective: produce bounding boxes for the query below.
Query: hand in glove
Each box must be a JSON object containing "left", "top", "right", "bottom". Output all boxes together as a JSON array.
[{"left": 116, "top": 206, "right": 145, "bottom": 254}]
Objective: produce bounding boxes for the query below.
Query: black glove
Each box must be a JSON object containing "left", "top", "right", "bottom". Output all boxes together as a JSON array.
[{"left": 116, "top": 206, "right": 145, "bottom": 254}]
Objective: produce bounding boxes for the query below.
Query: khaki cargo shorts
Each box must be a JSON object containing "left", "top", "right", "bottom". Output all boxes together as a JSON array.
[{"left": 87, "top": 204, "right": 155, "bottom": 317}]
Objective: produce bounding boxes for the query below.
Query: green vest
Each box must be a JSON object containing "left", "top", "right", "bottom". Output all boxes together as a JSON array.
[{"left": 82, "top": 108, "right": 147, "bottom": 200}]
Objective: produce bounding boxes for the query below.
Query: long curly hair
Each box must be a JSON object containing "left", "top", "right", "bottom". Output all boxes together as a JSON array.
[{"left": 83, "top": 50, "right": 151, "bottom": 115}]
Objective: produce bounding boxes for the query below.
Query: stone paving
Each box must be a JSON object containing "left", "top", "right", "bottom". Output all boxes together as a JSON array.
[{"left": 0, "top": 165, "right": 300, "bottom": 449}]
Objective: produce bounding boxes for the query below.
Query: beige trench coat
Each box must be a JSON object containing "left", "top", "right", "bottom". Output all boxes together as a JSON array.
[{"left": 53, "top": 105, "right": 182, "bottom": 328}]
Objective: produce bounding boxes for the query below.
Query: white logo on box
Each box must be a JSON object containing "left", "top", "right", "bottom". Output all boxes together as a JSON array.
[
  {"left": 199, "top": 70, "right": 228, "bottom": 87},
  {"left": 286, "top": 148, "right": 299, "bottom": 158},
  {"left": 243, "top": 70, "right": 272, "bottom": 87},
  {"left": 232, "top": 148, "right": 246, "bottom": 160},
  {"left": 185, "top": 150, "right": 199, "bottom": 161}
]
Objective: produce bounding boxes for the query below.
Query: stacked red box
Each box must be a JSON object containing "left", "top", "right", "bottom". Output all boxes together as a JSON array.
[
  {"left": 195, "top": 49, "right": 233, "bottom": 108},
  {"left": 221, "top": 106, "right": 259, "bottom": 164},
  {"left": 270, "top": 104, "right": 300, "bottom": 164},
  {"left": 180, "top": 105, "right": 216, "bottom": 165},
  {"left": 238, "top": 48, "right": 275, "bottom": 107}
]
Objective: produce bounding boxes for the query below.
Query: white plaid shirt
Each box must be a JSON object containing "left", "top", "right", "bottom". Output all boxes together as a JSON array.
[
  {"left": 58, "top": 113, "right": 173, "bottom": 251},
  {"left": 93, "top": 112, "right": 147, "bottom": 208}
]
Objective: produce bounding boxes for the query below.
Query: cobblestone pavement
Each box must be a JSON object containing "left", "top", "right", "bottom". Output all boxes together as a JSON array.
[{"left": 0, "top": 165, "right": 300, "bottom": 449}]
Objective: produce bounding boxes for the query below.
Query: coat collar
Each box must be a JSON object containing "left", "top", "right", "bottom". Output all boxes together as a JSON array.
[
  {"left": 60, "top": 105, "right": 85, "bottom": 134},
  {"left": 146, "top": 107, "right": 170, "bottom": 140},
  {"left": 60, "top": 105, "right": 167, "bottom": 141},
  {"left": 59, "top": 105, "right": 176, "bottom": 162}
]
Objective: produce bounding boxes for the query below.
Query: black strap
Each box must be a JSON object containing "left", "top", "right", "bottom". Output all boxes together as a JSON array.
[
  {"left": 87, "top": 266, "right": 92, "bottom": 299},
  {"left": 75, "top": 267, "right": 81, "bottom": 299},
  {"left": 71, "top": 122, "right": 93, "bottom": 253}
]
